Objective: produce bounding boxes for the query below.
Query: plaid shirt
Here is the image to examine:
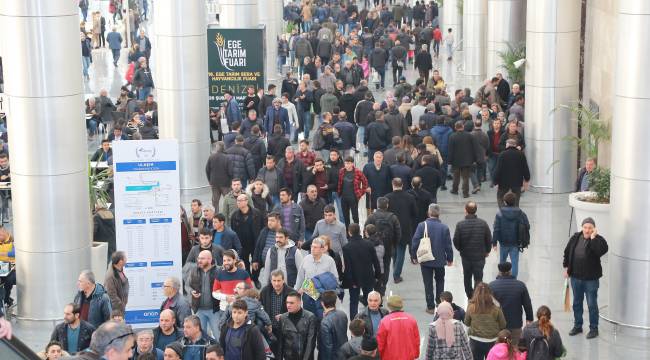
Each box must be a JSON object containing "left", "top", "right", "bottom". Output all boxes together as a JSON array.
[
  {"left": 425, "top": 321, "right": 472, "bottom": 360},
  {"left": 297, "top": 151, "right": 316, "bottom": 167}
]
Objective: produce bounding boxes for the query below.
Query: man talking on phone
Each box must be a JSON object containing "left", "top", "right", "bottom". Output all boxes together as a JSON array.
[{"left": 563, "top": 217, "right": 608, "bottom": 339}]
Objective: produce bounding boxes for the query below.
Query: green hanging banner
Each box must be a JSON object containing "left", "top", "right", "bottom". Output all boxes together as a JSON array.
[{"left": 207, "top": 27, "right": 266, "bottom": 109}]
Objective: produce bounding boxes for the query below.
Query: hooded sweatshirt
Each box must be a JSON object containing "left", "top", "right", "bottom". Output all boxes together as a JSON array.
[{"left": 260, "top": 240, "right": 305, "bottom": 288}]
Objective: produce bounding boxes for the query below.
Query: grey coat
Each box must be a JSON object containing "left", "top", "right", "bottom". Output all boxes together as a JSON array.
[{"left": 159, "top": 292, "right": 192, "bottom": 328}]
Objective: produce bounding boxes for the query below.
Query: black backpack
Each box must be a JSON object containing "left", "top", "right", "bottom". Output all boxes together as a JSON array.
[
  {"left": 517, "top": 211, "right": 530, "bottom": 252},
  {"left": 374, "top": 215, "right": 395, "bottom": 248},
  {"left": 527, "top": 335, "right": 550, "bottom": 360}
]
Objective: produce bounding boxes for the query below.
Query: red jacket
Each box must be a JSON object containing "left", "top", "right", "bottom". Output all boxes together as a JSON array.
[
  {"left": 433, "top": 28, "right": 443, "bottom": 41},
  {"left": 337, "top": 167, "right": 368, "bottom": 200},
  {"left": 377, "top": 310, "right": 420, "bottom": 360}
]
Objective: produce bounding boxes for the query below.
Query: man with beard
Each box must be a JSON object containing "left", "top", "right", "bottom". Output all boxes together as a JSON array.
[
  {"left": 50, "top": 303, "right": 95, "bottom": 354},
  {"left": 212, "top": 250, "right": 253, "bottom": 314},
  {"left": 189, "top": 250, "right": 221, "bottom": 338}
]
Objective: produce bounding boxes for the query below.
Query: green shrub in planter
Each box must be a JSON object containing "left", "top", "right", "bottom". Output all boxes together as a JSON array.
[{"left": 587, "top": 167, "right": 610, "bottom": 203}]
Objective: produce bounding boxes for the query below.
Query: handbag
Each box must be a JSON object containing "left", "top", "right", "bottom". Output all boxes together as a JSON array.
[
  {"left": 371, "top": 69, "right": 380, "bottom": 83},
  {"left": 416, "top": 221, "right": 435, "bottom": 263}
]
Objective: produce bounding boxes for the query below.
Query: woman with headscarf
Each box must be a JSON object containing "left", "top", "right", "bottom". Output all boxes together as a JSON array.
[{"left": 425, "top": 301, "right": 472, "bottom": 359}]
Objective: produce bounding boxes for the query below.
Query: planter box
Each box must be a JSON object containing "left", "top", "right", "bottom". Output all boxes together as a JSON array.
[{"left": 568, "top": 192, "right": 611, "bottom": 239}]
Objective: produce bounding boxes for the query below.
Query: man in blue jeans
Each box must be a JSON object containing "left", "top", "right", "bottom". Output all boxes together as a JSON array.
[
  {"left": 563, "top": 217, "right": 608, "bottom": 339},
  {"left": 492, "top": 191, "right": 529, "bottom": 278}
]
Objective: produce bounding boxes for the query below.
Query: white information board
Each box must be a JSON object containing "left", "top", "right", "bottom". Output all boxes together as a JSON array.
[{"left": 113, "top": 139, "right": 182, "bottom": 326}]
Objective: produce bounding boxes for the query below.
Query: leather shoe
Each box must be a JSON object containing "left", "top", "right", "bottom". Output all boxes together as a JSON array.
[
  {"left": 586, "top": 329, "right": 599, "bottom": 339},
  {"left": 394, "top": 277, "right": 403, "bottom": 284},
  {"left": 425, "top": 308, "right": 436, "bottom": 315},
  {"left": 568, "top": 327, "right": 583, "bottom": 336},
  {"left": 450, "top": 191, "right": 459, "bottom": 195}
]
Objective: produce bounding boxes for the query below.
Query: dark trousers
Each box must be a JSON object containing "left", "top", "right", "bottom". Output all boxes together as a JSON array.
[
  {"left": 348, "top": 286, "right": 373, "bottom": 319},
  {"left": 0, "top": 269, "right": 15, "bottom": 304},
  {"left": 496, "top": 186, "right": 522, "bottom": 208},
  {"left": 571, "top": 277, "right": 599, "bottom": 330},
  {"left": 240, "top": 246, "right": 260, "bottom": 283},
  {"left": 374, "top": 66, "right": 386, "bottom": 88},
  {"left": 419, "top": 69, "right": 430, "bottom": 86},
  {"left": 376, "top": 252, "right": 392, "bottom": 296},
  {"left": 461, "top": 258, "right": 485, "bottom": 299},
  {"left": 452, "top": 166, "right": 471, "bottom": 196},
  {"left": 420, "top": 265, "right": 445, "bottom": 310},
  {"left": 433, "top": 40, "right": 441, "bottom": 56},
  {"left": 211, "top": 185, "right": 231, "bottom": 213},
  {"left": 340, "top": 196, "right": 359, "bottom": 228},
  {"left": 391, "top": 65, "right": 403, "bottom": 86},
  {"left": 470, "top": 339, "right": 495, "bottom": 360},
  {"left": 111, "top": 48, "right": 121, "bottom": 65}
]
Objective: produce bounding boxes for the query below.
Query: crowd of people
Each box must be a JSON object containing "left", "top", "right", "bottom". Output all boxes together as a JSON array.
[{"left": 0, "top": 1, "right": 613, "bottom": 360}]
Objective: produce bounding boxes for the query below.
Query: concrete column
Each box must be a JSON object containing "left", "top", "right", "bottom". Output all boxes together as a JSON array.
[
  {"left": 0, "top": 2, "right": 91, "bottom": 320},
  {"left": 218, "top": 0, "right": 258, "bottom": 28},
  {"left": 154, "top": 0, "right": 210, "bottom": 199},
  {"left": 487, "top": 0, "right": 526, "bottom": 76},
  {"left": 609, "top": 1, "right": 650, "bottom": 329},
  {"left": 442, "top": 0, "right": 461, "bottom": 42},
  {"left": 524, "top": 0, "right": 579, "bottom": 193},
  {"left": 259, "top": 0, "right": 283, "bottom": 84},
  {"left": 463, "top": 0, "right": 488, "bottom": 82}
]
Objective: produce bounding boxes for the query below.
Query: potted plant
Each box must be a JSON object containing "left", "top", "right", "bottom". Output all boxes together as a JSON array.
[
  {"left": 88, "top": 161, "right": 114, "bottom": 273},
  {"left": 560, "top": 101, "right": 612, "bottom": 237},
  {"left": 497, "top": 41, "right": 526, "bottom": 86}
]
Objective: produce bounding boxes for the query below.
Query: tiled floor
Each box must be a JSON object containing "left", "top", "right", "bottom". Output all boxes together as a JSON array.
[{"left": 9, "top": 2, "right": 650, "bottom": 358}]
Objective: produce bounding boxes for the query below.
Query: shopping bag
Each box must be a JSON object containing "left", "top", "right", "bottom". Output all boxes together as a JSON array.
[{"left": 563, "top": 278, "right": 571, "bottom": 312}]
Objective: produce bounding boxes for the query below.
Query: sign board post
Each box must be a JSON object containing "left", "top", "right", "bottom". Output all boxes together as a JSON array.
[
  {"left": 113, "top": 139, "right": 182, "bottom": 326},
  {"left": 207, "top": 27, "right": 266, "bottom": 109}
]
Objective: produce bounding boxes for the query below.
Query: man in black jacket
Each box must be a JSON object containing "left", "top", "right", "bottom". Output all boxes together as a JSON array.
[
  {"left": 219, "top": 300, "right": 266, "bottom": 359},
  {"left": 278, "top": 291, "right": 317, "bottom": 360},
  {"left": 385, "top": 178, "right": 418, "bottom": 285},
  {"left": 188, "top": 251, "right": 221, "bottom": 338},
  {"left": 277, "top": 147, "right": 306, "bottom": 200},
  {"left": 413, "top": 155, "right": 444, "bottom": 202},
  {"left": 50, "top": 303, "right": 96, "bottom": 355},
  {"left": 342, "top": 224, "right": 381, "bottom": 319},
  {"left": 260, "top": 270, "right": 292, "bottom": 357},
  {"left": 364, "top": 111, "right": 391, "bottom": 161},
  {"left": 448, "top": 121, "right": 483, "bottom": 198},
  {"left": 489, "top": 262, "right": 533, "bottom": 345},
  {"left": 354, "top": 92, "right": 375, "bottom": 150},
  {"left": 225, "top": 135, "right": 257, "bottom": 187},
  {"left": 230, "top": 194, "right": 266, "bottom": 286},
  {"left": 408, "top": 176, "right": 434, "bottom": 224},
  {"left": 563, "top": 217, "right": 608, "bottom": 339},
  {"left": 453, "top": 201, "right": 492, "bottom": 299},
  {"left": 365, "top": 197, "right": 401, "bottom": 290},
  {"left": 205, "top": 141, "right": 233, "bottom": 211},
  {"left": 493, "top": 138, "right": 531, "bottom": 207},
  {"left": 414, "top": 45, "right": 433, "bottom": 86},
  {"left": 300, "top": 185, "right": 327, "bottom": 242},
  {"left": 369, "top": 43, "right": 388, "bottom": 89}
]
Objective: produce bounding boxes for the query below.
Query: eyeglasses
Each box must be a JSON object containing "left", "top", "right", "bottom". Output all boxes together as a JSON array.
[{"left": 107, "top": 330, "right": 134, "bottom": 346}]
